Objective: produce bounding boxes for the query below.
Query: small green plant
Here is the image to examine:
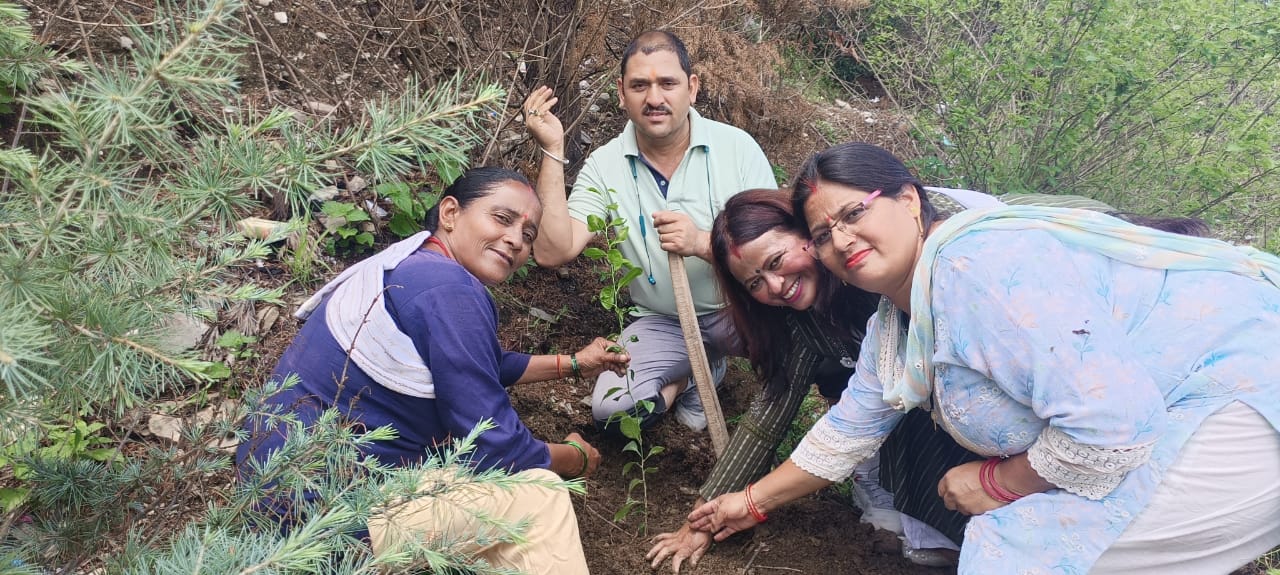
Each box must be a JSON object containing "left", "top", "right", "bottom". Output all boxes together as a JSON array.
[
  {"left": 40, "top": 419, "right": 116, "bottom": 463},
  {"left": 216, "top": 329, "right": 259, "bottom": 360},
  {"left": 281, "top": 224, "right": 329, "bottom": 286},
  {"left": 581, "top": 187, "right": 662, "bottom": 533},
  {"left": 775, "top": 391, "right": 827, "bottom": 462},
  {"left": 1256, "top": 545, "right": 1280, "bottom": 574},
  {"left": 380, "top": 181, "right": 440, "bottom": 238},
  {"left": 0, "top": 418, "right": 117, "bottom": 512},
  {"left": 320, "top": 200, "right": 375, "bottom": 254},
  {"left": 506, "top": 256, "right": 537, "bottom": 283},
  {"left": 771, "top": 163, "right": 789, "bottom": 186}
]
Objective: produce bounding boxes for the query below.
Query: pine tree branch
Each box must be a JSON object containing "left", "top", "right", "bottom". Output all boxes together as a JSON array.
[
  {"left": 27, "top": 0, "right": 241, "bottom": 265},
  {"left": 65, "top": 320, "right": 188, "bottom": 371},
  {"left": 317, "top": 89, "right": 502, "bottom": 163}
]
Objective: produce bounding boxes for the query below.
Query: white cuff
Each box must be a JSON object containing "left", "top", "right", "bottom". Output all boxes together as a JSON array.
[
  {"left": 790, "top": 416, "right": 883, "bottom": 482},
  {"left": 1027, "top": 426, "right": 1154, "bottom": 500}
]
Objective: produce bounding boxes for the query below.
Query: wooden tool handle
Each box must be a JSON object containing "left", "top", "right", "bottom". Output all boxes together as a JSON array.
[{"left": 668, "top": 252, "right": 729, "bottom": 456}]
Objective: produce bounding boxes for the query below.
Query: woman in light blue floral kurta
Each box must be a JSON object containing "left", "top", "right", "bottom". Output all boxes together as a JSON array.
[{"left": 688, "top": 143, "right": 1280, "bottom": 574}]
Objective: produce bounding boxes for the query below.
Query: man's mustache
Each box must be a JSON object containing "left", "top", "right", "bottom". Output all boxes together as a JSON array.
[{"left": 642, "top": 105, "right": 672, "bottom": 115}]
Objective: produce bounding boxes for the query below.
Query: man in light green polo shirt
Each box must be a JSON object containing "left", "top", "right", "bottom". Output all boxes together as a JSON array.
[{"left": 523, "top": 30, "right": 776, "bottom": 433}]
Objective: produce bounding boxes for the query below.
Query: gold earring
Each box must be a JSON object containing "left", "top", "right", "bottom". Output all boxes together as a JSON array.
[{"left": 444, "top": 223, "right": 453, "bottom": 232}]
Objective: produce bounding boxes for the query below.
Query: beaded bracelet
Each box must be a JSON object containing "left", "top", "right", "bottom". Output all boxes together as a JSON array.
[
  {"left": 564, "top": 440, "right": 589, "bottom": 477},
  {"left": 744, "top": 482, "right": 768, "bottom": 523}
]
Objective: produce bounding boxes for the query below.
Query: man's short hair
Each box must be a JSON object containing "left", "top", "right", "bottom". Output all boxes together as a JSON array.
[{"left": 620, "top": 30, "right": 693, "bottom": 78}]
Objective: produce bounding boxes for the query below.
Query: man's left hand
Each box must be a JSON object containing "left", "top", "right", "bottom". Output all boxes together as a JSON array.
[{"left": 652, "top": 210, "right": 710, "bottom": 259}]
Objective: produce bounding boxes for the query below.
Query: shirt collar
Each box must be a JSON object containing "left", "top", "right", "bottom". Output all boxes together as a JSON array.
[{"left": 621, "top": 107, "right": 710, "bottom": 158}]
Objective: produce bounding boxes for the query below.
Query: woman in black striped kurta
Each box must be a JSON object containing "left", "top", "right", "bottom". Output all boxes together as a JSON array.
[{"left": 648, "top": 189, "right": 980, "bottom": 572}]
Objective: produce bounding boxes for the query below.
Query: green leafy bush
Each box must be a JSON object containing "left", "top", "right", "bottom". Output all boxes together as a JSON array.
[{"left": 848, "top": 0, "right": 1280, "bottom": 236}]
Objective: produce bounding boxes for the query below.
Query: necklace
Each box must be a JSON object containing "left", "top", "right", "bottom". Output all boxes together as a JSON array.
[
  {"left": 811, "top": 313, "right": 857, "bottom": 368},
  {"left": 425, "top": 236, "right": 453, "bottom": 259},
  {"left": 838, "top": 350, "right": 856, "bottom": 369}
]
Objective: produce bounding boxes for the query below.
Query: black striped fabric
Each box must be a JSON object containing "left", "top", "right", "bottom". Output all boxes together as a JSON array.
[
  {"left": 698, "top": 311, "right": 862, "bottom": 500},
  {"left": 878, "top": 407, "right": 984, "bottom": 545}
]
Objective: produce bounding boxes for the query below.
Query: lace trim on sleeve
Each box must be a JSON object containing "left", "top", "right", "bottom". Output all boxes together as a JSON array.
[
  {"left": 790, "top": 416, "right": 883, "bottom": 482},
  {"left": 1026, "top": 425, "right": 1154, "bottom": 500}
]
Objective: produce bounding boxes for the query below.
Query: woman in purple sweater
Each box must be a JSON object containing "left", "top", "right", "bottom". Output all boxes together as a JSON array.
[{"left": 238, "top": 167, "right": 628, "bottom": 575}]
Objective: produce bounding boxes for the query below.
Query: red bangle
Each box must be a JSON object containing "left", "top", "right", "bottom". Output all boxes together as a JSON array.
[
  {"left": 979, "top": 457, "right": 1024, "bottom": 503},
  {"left": 744, "top": 483, "right": 768, "bottom": 523},
  {"left": 556, "top": 354, "right": 564, "bottom": 379}
]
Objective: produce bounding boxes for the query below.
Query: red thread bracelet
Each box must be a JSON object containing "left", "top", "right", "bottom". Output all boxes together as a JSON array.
[
  {"left": 556, "top": 354, "right": 564, "bottom": 379},
  {"left": 744, "top": 483, "right": 768, "bottom": 523}
]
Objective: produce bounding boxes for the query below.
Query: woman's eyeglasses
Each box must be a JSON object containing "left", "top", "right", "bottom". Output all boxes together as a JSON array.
[{"left": 806, "top": 189, "right": 881, "bottom": 259}]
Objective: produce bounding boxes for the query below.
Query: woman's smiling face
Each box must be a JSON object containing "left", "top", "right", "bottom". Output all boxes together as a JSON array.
[
  {"left": 802, "top": 180, "right": 922, "bottom": 298},
  {"left": 437, "top": 180, "right": 542, "bottom": 285},
  {"left": 726, "top": 228, "right": 822, "bottom": 311}
]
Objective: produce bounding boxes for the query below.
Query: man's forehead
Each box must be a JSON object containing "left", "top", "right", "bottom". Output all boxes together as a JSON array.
[{"left": 622, "top": 49, "right": 684, "bottom": 77}]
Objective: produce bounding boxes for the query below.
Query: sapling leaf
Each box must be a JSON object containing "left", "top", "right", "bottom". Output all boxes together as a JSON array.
[
  {"left": 614, "top": 501, "right": 635, "bottom": 521},
  {"left": 619, "top": 267, "right": 644, "bottom": 287},
  {"left": 607, "top": 250, "right": 626, "bottom": 269},
  {"left": 603, "top": 386, "right": 624, "bottom": 400},
  {"left": 619, "top": 416, "right": 641, "bottom": 439},
  {"left": 583, "top": 247, "right": 606, "bottom": 259},
  {"left": 648, "top": 446, "right": 665, "bottom": 456}
]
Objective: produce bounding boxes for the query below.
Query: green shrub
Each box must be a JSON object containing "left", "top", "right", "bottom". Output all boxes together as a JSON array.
[
  {"left": 0, "top": 0, "right": 528, "bottom": 570},
  {"left": 847, "top": 0, "right": 1280, "bottom": 238}
]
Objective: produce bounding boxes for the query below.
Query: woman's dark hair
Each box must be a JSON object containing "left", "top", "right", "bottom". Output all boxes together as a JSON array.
[
  {"left": 791, "top": 142, "right": 937, "bottom": 233},
  {"left": 1118, "top": 213, "right": 1211, "bottom": 237},
  {"left": 711, "top": 189, "right": 877, "bottom": 401},
  {"left": 422, "top": 166, "right": 532, "bottom": 231},
  {"left": 791, "top": 142, "right": 1210, "bottom": 240}
]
